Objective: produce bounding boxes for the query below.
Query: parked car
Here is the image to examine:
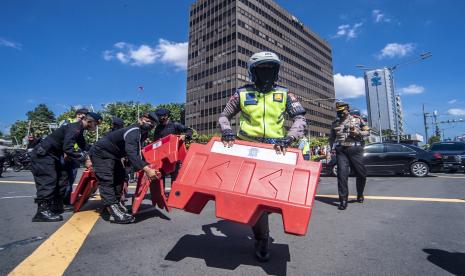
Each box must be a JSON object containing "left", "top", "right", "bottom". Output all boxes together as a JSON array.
[
  {"left": 429, "top": 142, "right": 465, "bottom": 173},
  {"left": 322, "top": 143, "right": 443, "bottom": 177}
]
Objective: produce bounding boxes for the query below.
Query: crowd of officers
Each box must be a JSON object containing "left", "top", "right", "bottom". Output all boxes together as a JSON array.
[{"left": 29, "top": 51, "right": 369, "bottom": 262}]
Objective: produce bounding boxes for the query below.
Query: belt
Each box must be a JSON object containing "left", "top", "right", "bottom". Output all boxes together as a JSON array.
[{"left": 336, "top": 141, "right": 363, "bottom": 147}]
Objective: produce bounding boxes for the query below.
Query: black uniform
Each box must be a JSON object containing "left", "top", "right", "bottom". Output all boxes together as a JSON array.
[
  {"left": 329, "top": 114, "right": 369, "bottom": 203},
  {"left": 31, "top": 122, "right": 89, "bottom": 202},
  {"left": 90, "top": 124, "right": 149, "bottom": 206},
  {"left": 153, "top": 121, "right": 193, "bottom": 141}
]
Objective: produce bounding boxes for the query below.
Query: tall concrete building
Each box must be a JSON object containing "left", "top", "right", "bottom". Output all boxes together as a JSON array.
[
  {"left": 364, "top": 68, "right": 403, "bottom": 133},
  {"left": 185, "top": 0, "right": 335, "bottom": 137}
]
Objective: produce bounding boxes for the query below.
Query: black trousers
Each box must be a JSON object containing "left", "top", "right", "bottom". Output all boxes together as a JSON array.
[
  {"left": 336, "top": 145, "right": 367, "bottom": 200},
  {"left": 252, "top": 213, "right": 269, "bottom": 241},
  {"left": 31, "top": 152, "right": 69, "bottom": 201},
  {"left": 90, "top": 153, "right": 126, "bottom": 206}
]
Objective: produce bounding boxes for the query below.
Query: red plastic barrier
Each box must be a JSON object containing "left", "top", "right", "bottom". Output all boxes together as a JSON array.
[
  {"left": 142, "top": 134, "right": 187, "bottom": 175},
  {"left": 131, "top": 135, "right": 187, "bottom": 214},
  {"left": 70, "top": 169, "right": 98, "bottom": 212},
  {"left": 71, "top": 170, "right": 128, "bottom": 212},
  {"left": 168, "top": 137, "right": 322, "bottom": 236}
]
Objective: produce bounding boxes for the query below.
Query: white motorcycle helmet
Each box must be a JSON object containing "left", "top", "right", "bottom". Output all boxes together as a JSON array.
[{"left": 247, "top": 51, "right": 281, "bottom": 84}]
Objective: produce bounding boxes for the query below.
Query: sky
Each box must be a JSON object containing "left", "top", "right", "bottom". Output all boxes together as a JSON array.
[{"left": 1, "top": 0, "right": 465, "bottom": 140}]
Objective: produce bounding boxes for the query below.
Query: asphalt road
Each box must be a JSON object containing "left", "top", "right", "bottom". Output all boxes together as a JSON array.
[{"left": 0, "top": 169, "right": 464, "bottom": 275}]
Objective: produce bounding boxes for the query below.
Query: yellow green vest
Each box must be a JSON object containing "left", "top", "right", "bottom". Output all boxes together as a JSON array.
[
  {"left": 301, "top": 138, "right": 310, "bottom": 155},
  {"left": 238, "top": 87, "right": 287, "bottom": 140}
]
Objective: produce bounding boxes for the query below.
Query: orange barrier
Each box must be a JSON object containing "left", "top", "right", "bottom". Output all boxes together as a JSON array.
[
  {"left": 168, "top": 137, "right": 322, "bottom": 236},
  {"left": 131, "top": 135, "right": 187, "bottom": 214}
]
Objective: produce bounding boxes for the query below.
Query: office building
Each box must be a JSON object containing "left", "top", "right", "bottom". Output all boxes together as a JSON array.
[
  {"left": 364, "top": 68, "right": 400, "bottom": 132},
  {"left": 186, "top": 0, "right": 335, "bottom": 136}
]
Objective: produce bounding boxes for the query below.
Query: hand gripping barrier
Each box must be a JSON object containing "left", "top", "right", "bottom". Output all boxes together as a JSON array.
[
  {"left": 131, "top": 135, "right": 187, "bottom": 214},
  {"left": 70, "top": 169, "right": 99, "bottom": 212},
  {"left": 167, "top": 137, "right": 322, "bottom": 236},
  {"left": 71, "top": 170, "right": 128, "bottom": 212}
]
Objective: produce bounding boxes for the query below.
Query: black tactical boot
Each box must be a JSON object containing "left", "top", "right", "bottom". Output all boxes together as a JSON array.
[
  {"left": 254, "top": 238, "right": 270, "bottom": 262},
  {"left": 107, "top": 204, "right": 135, "bottom": 224},
  {"left": 338, "top": 198, "right": 348, "bottom": 210},
  {"left": 32, "top": 200, "right": 63, "bottom": 222}
]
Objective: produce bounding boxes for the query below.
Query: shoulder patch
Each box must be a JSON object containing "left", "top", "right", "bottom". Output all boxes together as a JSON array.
[{"left": 273, "top": 93, "right": 283, "bottom": 102}]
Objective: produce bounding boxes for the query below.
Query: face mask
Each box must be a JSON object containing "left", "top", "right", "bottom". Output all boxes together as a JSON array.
[
  {"left": 252, "top": 63, "right": 279, "bottom": 92},
  {"left": 337, "top": 111, "right": 345, "bottom": 118},
  {"left": 140, "top": 122, "right": 153, "bottom": 131}
]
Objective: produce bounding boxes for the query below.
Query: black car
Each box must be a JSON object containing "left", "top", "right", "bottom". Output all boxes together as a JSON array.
[
  {"left": 322, "top": 143, "right": 443, "bottom": 177},
  {"left": 430, "top": 142, "right": 465, "bottom": 173}
]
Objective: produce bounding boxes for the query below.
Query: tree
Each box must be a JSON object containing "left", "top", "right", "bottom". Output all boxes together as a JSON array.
[
  {"left": 382, "top": 129, "right": 394, "bottom": 136},
  {"left": 27, "top": 104, "right": 56, "bottom": 137},
  {"left": 428, "top": 135, "right": 441, "bottom": 145},
  {"left": 9, "top": 120, "right": 28, "bottom": 145},
  {"left": 0, "top": 130, "right": 3, "bottom": 138}
]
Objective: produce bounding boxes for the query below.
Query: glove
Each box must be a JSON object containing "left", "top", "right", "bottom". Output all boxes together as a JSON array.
[
  {"left": 274, "top": 136, "right": 295, "bottom": 155},
  {"left": 221, "top": 129, "right": 235, "bottom": 147}
]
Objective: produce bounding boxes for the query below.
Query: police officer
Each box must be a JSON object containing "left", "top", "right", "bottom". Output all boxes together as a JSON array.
[
  {"left": 153, "top": 108, "right": 193, "bottom": 142},
  {"left": 218, "top": 51, "right": 307, "bottom": 262},
  {"left": 31, "top": 112, "right": 101, "bottom": 222},
  {"left": 111, "top": 116, "right": 125, "bottom": 131},
  {"left": 90, "top": 112, "right": 161, "bottom": 224},
  {"left": 60, "top": 107, "right": 90, "bottom": 207},
  {"left": 153, "top": 108, "right": 193, "bottom": 182},
  {"left": 329, "top": 102, "right": 370, "bottom": 210}
]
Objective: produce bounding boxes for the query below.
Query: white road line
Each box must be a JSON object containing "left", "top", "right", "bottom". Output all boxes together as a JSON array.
[{"left": 0, "top": 195, "right": 34, "bottom": 199}]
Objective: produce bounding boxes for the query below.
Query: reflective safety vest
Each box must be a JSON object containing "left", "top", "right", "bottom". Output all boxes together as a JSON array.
[
  {"left": 300, "top": 138, "right": 310, "bottom": 155},
  {"left": 238, "top": 87, "right": 287, "bottom": 140}
]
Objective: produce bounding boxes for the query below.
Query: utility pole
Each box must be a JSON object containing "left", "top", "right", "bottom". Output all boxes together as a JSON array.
[
  {"left": 423, "top": 104, "right": 429, "bottom": 144},
  {"left": 433, "top": 110, "right": 440, "bottom": 137}
]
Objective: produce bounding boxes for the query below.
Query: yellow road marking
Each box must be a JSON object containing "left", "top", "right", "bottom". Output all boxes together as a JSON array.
[
  {"left": 316, "top": 194, "right": 465, "bottom": 203},
  {"left": 9, "top": 210, "right": 100, "bottom": 276}
]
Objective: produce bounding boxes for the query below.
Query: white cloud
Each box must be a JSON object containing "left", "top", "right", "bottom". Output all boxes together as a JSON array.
[
  {"left": 0, "top": 37, "right": 22, "bottom": 50},
  {"left": 378, "top": 43, "right": 415, "bottom": 59},
  {"left": 155, "top": 39, "right": 189, "bottom": 70},
  {"left": 447, "top": 108, "right": 465, "bottom": 116},
  {"left": 372, "top": 10, "right": 391, "bottom": 23},
  {"left": 103, "top": 39, "right": 188, "bottom": 70},
  {"left": 448, "top": 99, "right": 457, "bottom": 104},
  {"left": 333, "top": 23, "right": 363, "bottom": 39},
  {"left": 398, "top": 84, "right": 425, "bottom": 95},
  {"left": 334, "top": 73, "right": 365, "bottom": 99},
  {"left": 103, "top": 50, "right": 114, "bottom": 61}
]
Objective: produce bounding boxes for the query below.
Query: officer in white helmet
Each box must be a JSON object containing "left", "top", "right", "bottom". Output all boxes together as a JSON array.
[{"left": 218, "top": 51, "right": 307, "bottom": 261}]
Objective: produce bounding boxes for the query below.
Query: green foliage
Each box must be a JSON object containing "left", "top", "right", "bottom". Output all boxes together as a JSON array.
[
  {"left": 57, "top": 107, "right": 77, "bottom": 123},
  {"left": 9, "top": 120, "right": 28, "bottom": 145},
  {"left": 428, "top": 135, "right": 441, "bottom": 145},
  {"left": 382, "top": 129, "right": 394, "bottom": 136},
  {"left": 0, "top": 130, "right": 3, "bottom": 138},
  {"left": 189, "top": 131, "right": 215, "bottom": 146},
  {"left": 27, "top": 104, "right": 56, "bottom": 137},
  {"left": 309, "top": 136, "right": 329, "bottom": 147}
]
